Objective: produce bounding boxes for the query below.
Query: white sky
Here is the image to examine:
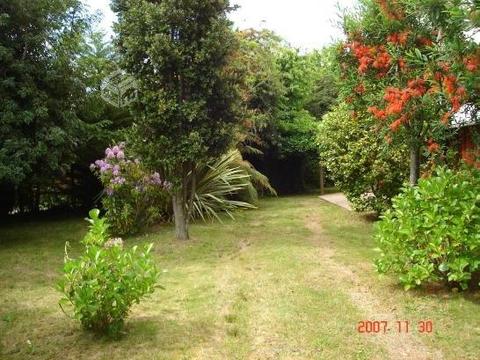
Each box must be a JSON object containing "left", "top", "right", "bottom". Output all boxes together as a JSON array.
[{"left": 83, "top": 0, "right": 356, "bottom": 50}]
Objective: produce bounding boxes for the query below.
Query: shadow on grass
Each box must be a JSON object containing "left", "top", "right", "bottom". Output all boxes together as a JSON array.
[
  {"left": 2, "top": 308, "right": 216, "bottom": 359},
  {"left": 385, "top": 278, "right": 480, "bottom": 307},
  {"left": 128, "top": 315, "right": 214, "bottom": 343},
  {"left": 69, "top": 315, "right": 216, "bottom": 358}
]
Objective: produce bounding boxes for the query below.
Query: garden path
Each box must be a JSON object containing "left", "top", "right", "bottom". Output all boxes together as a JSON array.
[
  {"left": 319, "top": 193, "right": 352, "bottom": 210},
  {"left": 304, "top": 210, "right": 444, "bottom": 360}
]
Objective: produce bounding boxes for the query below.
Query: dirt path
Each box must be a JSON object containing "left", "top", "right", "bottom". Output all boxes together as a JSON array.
[{"left": 304, "top": 213, "right": 444, "bottom": 360}]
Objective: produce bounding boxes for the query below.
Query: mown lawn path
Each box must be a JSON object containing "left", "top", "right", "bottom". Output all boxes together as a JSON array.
[
  {"left": 304, "top": 211, "right": 442, "bottom": 360},
  {"left": 1, "top": 196, "right": 478, "bottom": 359}
]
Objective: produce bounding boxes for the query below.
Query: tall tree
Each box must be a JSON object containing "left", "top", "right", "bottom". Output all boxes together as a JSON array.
[
  {"left": 112, "top": 0, "right": 241, "bottom": 240},
  {"left": 233, "top": 29, "right": 285, "bottom": 156},
  {"left": 70, "top": 31, "right": 132, "bottom": 209},
  {"left": 0, "top": 0, "right": 90, "bottom": 213},
  {"left": 273, "top": 47, "right": 330, "bottom": 192},
  {"left": 233, "top": 30, "right": 337, "bottom": 193},
  {"left": 305, "top": 47, "right": 339, "bottom": 118},
  {"left": 338, "top": 0, "right": 480, "bottom": 185}
]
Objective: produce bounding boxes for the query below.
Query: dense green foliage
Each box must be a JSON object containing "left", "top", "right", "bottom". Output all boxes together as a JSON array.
[
  {"left": 318, "top": 104, "right": 408, "bottom": 212},
  {"left": 276, "top": 48, "right": 319, "bottom": 155},
  {"left": 72, "top": 32, "right": 133, "bottom": 208},
  {"left": 235, "top": 29, "right": 285, "bottom": 143},
  {"left": 235, "top": 31, "right": 338, "bottom": 193},
  {"left": 58, "top": 209, "right": 159, "bottom": 336},
  {"left": 0, "top": 0, "right": 90, "bottom": 212},
  {"left": 375, "top": 167, "right": 480, "bottom": 290},
  {"left": 0, "top": 2, "right": 132, "bottom": 214}
]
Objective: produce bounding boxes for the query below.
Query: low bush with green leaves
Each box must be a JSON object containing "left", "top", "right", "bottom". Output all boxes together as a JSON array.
[
  {"left": 58, "top": 209, "right": 159, "bottom": 336},
  {"left": 375, "top": 166, "right": 480, "bottom": 290}
]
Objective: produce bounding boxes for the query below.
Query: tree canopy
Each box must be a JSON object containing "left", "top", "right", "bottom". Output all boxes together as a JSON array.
[
  {"left": 0, "top": 0, "right": 93, "bottom": 212},
  {"left": 338, "top": 0, "right": 480, "bottom": 185}
]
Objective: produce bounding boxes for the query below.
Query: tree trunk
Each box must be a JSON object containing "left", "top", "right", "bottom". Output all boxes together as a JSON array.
[
  {"left": 172, "top": 190, "right": 189, "bottom": 240},
  {"left": 31, "top": 184, "right": 40, "bottom": 214},
  {"left": 409, "top": 143, "right": 420, "bottom": 186},
  {"left": 319, "top": 164, "right": 325, "bottom": 195},
  {"left": 186, "top": 166, "right": 196, "bottom": 226}
]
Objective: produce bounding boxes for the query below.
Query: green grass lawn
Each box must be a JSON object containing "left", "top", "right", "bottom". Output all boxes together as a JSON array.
[{"left": 1, "top": 195, "right": 479, "bottom": 359}]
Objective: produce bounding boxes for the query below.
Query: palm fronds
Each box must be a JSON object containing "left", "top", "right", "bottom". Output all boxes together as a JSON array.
[{"left": 192, "top": 150, "right": 257, "bottom": 222}]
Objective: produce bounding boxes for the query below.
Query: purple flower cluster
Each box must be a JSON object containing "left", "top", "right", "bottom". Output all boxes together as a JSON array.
[
  {"left": 92, "top": 159, "right": 111, "bottom": 173},
  {"left": 113, "top": 165, "right": 121, "bottom": 176},
  {"left": 111, "top": 176, "right": 126, "bottom": 185},
  {"left": 90, "top": 144, "right": 172, "bottom": 197},
  {"left": 105, "top": 145, "right": 125, "bottom": 160},
  {"left": 149, "top": 172, "right": 172, "bottom": 190}
]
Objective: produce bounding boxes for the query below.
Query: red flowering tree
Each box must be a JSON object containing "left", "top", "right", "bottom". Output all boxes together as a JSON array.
[{"left": 338, "top": 0, "right": 480, "bottom": 185}]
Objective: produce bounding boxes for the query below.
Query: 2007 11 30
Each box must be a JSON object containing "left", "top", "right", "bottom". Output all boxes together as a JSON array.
[{"left": 357, "top": 320, "right": 433, "bottom": 334}]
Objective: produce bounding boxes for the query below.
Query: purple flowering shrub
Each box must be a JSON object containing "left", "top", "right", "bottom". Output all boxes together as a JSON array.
[{"left": 91, "top": 143, "right": 171, "bottom": 235}]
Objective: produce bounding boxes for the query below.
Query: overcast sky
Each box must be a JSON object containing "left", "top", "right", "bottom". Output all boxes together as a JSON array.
[{"left": 83, "top": 0, "right": 356, "bottom": 51}]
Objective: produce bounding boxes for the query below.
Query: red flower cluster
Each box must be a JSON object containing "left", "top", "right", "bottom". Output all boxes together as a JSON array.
[
  {"left": 439, "top": 62, "right": 451, "bottom": 72},
  {"left": 376, "top": 0, "right": 404, "bottom": 20},
  {"left": 441, "top": 112, "right": 451, "bottom": 125},
  {"left": 464, "top": 55, "right": 480, "bottom": 72},
  {"left": 417, "top": 37, "right": 433, "bottom": 47},
  {"left": 383, "top": 88, "right": 405, "bottom": 115},
  {"left": 389, "top": 115, "right": 407, "bottom": 132},
  {"left": 347, "top": 42, "right": 391, "bottom": 74},
  {"left": 383, "top": 78, "right": 427, "bottom": 116},
  {"left": 434, "top": 71, "right": 443, "bottom": 82},
  {"left": 407, "top": 78, "right": 428, "bottom": 97},
  {"left": 443, "top": 74, "right": 466, "bottom": 112},
  {"left": 355, "top": 83, "right": 366, "bottom": 94},
  {"left": 443, "top": 74, "right": 457, "bottom": 94},
  {"left": 427, "top": 139, "right": 440, "bottom": 153},
  {"left": 367, "top": 106, "right": 386, "bottom": 120},
  {"left": 373, "top": 51, "right": 391, "bottom": 73},
  {"left": 434, "top": 71, "right": 467, "bottom": 124},
  {"left": 368, "top": 79, "right": 428, "bottom": 132},
  {"left": 387, "top": 31, "right": 409, "bottom": 45}
]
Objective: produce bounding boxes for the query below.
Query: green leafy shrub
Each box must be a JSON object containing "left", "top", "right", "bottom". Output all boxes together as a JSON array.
[
  {"left": 317, "top": 104, "right": 409, "bottom": 213},
  {"left": 375, "top": 166, "right": 480, "bottom": 290},
  {"left": 58, "top": 209, "right": 159, "bottom": 336},
  {"left": 91, "top": 143, "right": 171, "bottom": 235}
]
